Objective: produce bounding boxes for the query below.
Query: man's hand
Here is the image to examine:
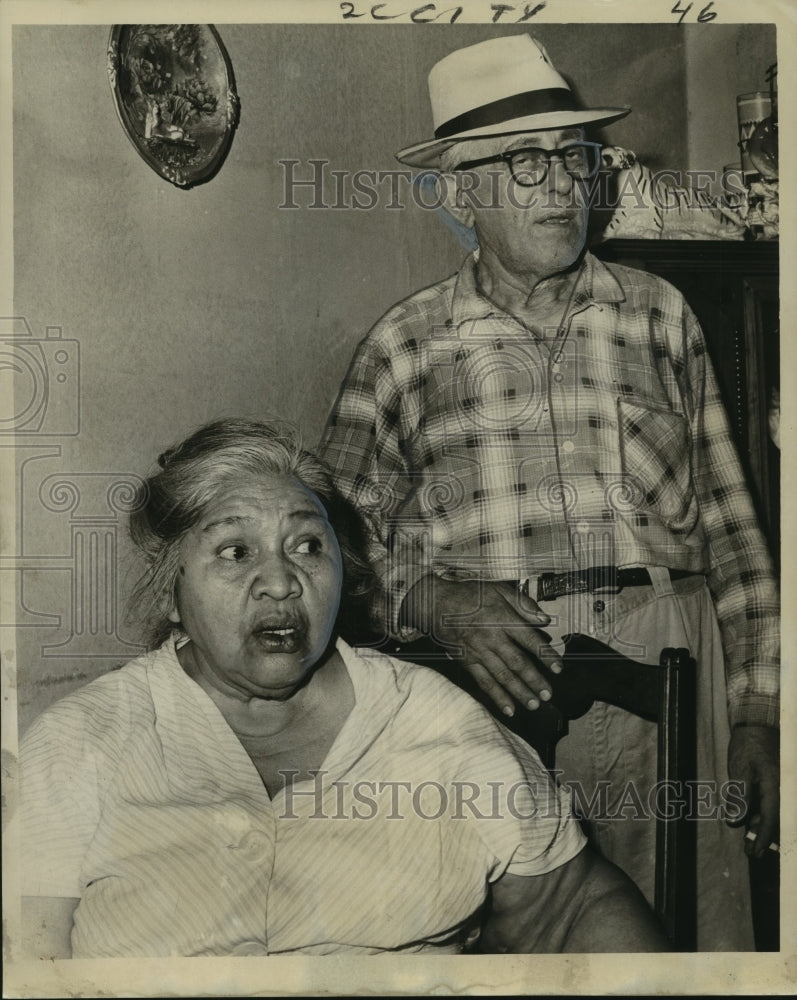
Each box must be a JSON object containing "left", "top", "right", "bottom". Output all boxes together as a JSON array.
[
  {"left": 727, "top": 724, "right": 780, "bottom": 858},
  {"left": 401, "top": 576, "right": 563, "bottom": 717}
]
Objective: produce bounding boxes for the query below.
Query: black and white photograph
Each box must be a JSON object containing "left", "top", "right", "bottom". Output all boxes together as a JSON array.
[{"left": 1, "top": 0, "right": 794, "bottom": 995}]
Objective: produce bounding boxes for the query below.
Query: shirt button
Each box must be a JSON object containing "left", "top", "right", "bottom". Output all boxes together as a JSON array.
[
  {"left": 593, "top": 599, "right": 606, "bottom": 613},
  {"left": 562, "top": 440, "right": 575, "bottom": 453},
  {"left": 234, "top": 830, "right": 272, "bottom": 863},
  {"left": 231, "top": 940, "right": 269, "bottom": 956}
]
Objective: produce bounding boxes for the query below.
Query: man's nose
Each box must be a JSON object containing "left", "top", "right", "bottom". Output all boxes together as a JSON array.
[
  {"left": 546, "top": 154, "right": 574, "bottom": 194},
  {"left": 251, "top": 555, "right": 302, "bottom": 600}
]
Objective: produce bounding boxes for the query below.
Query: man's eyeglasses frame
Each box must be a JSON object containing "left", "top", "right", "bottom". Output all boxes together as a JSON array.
[{"left": 452, "top": 141, "right": 603, "bottom": 187}]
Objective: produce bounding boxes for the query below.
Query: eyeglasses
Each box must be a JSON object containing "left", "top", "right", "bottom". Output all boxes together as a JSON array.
[{"left": 453, "top": 141, "right": 603, "bottom": 187}]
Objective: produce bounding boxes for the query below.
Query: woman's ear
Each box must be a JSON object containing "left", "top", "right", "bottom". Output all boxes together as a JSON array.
[
  {"left": 164, "top": 583, "right": 181, "bottom": 625},
  {"left": 436, "top": 172, "right": 476, "bottom": 230}
]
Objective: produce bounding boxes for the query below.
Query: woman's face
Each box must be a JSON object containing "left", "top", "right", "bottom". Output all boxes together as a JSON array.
[{"left": 169, "top": 472, "right": 343, "bottom": 701}]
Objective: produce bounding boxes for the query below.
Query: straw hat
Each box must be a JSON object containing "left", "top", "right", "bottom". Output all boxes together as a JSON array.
[{"left": 396, "top": 34, "right": 630, "bottom": 168}]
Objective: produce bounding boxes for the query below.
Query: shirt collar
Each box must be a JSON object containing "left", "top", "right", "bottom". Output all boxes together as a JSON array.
[
  {"left": 146, "top": 635, "right": 413, "bottom": 797},
  {"left": 322, "top": 638, "right": 413, "bottom": 778},
  {"left": 148, "top": 636, "right": 268, "bottom": 802},
  {"left": 450, "top": 249, "right": 626, "bottom": 328}
]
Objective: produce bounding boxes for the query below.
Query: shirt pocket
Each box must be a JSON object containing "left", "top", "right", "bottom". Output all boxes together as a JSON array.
[{"left": 617, "top": 398, "right": 696, "bottom": 531}]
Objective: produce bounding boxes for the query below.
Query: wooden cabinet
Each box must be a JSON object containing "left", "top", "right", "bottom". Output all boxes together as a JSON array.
[
  {"left": 594, "top": 240, "right": 781, "bottom": 953},
  {"left": 593, "top": 239, "right": 780, "bottom": 566}
]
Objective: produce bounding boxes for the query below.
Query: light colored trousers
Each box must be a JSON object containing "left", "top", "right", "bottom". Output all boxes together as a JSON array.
[{"left": 534, "top": 568, "right": 754, "bottom": 951}]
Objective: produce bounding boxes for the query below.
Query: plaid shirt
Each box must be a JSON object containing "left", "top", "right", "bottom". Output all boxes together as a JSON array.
[{"left": 320, "top": 252, "right": 779, "bottom": 726}]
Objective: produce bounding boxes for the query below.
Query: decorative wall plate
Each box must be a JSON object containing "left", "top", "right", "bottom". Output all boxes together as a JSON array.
[{"left": 107, "top": 24, "right": 239, "bottom": 188}]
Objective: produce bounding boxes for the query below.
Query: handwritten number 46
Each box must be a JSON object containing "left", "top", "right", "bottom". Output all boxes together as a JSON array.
[{"left": 672, "top": 1, "right": 717, "bottom": 23}]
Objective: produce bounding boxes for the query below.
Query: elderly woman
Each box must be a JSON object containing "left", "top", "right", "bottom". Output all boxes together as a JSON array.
[{"left": 20, "top": 418, "right": 667, "bottom": 958}]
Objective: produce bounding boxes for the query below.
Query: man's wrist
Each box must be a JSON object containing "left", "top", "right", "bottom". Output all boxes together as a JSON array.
[{"left": 728, "top": 696, "right": 779, "bottom": 730}]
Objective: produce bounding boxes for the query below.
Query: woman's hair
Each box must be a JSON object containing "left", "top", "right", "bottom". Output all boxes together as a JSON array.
[{"left": 129, "top": 417, "right": 376, "bottom": 648}]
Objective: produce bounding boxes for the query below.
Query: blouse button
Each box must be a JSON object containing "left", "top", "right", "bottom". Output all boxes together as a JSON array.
[
  {"left": 231, "top": 940, "right": 269, "bottom": 956},
  {"left": 235, "top": 829, "right": 272, "bottom": 863}
]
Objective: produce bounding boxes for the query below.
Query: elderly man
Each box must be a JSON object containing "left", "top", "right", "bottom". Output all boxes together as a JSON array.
[{"left": 319, "top": 34, "right": 779, "bottom": 951}]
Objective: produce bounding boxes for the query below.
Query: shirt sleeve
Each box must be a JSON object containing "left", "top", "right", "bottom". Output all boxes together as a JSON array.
[
  {"left": 319, "top": 324, "right": 434, "bottom": 641},
  {"left": 683, "top": 305, "right": 780, "bottom": 727},
  {"left": 20, "top": 706, "right": 102, "bottom": 898},
  {"left": 420, "top": 673, "right": 587, "bottom": 880},
  {"left": 461, "top": 722, "right": 587, "bottom": 880}
]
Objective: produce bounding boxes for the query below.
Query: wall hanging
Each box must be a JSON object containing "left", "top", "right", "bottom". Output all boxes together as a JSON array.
[{"left": 107, "top": 24, "right": 239, "bottom": 188}]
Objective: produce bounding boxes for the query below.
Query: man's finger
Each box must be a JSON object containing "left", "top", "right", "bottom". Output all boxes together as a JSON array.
[
  {"left": 462, "top": 641, "right": 553, "bottom": 715},
  {"left": 484, "top": 638, "right": 560, "bottom": 705},
  {"left": 750, "top": 775, "right": 780, "bottom": 857},
  {"left": 481, "top": 646, "right": 546, "bottom": 710},
  {"left": 744, "top": 812, "right": 761, "bottom": 856},
  {"left": 464, "top": 659, "right": 522, "bottom": 717},
  {"left": 508, "top": 626, "right": 564, "bottom": 674},
  {"left": 743, "top": 814, "right": 780, "bottom": 859}
]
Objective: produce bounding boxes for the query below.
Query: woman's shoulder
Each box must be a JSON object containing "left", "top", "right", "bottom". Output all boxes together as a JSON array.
[
  {"left": 21, "top": 645, "right": 166, "bottom": 750},
  {"left": 339, "top": 640, "right": 508, "bottom": 734},
  {"left": 338, "top": 641, "right": 551, "bottom": 787}
]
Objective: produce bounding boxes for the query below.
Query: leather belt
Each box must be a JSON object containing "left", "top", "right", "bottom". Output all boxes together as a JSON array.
[{"left": 524, "top": 566, "right": 698, "bottom": 603}]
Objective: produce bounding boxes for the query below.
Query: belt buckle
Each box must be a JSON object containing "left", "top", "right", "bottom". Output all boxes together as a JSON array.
[
  {"left": 536, "top": 571, "right": 590, "bottom": 602},
  {"left": 534, "top": 568, "right": 626, "bottom": 602},
  {"left": 535, "top": 574, "right": 558, "bottom": 602}
]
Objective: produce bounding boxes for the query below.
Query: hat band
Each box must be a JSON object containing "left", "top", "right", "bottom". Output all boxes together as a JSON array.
[{"left": 434, "top": 87, "right": 577, "bottom": 139}]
